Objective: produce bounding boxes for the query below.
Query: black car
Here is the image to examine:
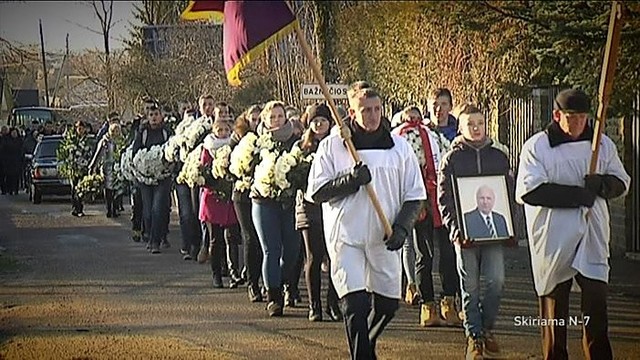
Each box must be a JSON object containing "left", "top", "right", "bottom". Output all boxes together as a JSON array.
[{"left": 29, "top": 135, "right": 71, "bottom": 203}]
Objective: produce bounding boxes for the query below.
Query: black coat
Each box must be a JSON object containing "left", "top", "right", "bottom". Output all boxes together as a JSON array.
[{"left": 0, "top": 136, "right": 25, "bottom": 175}]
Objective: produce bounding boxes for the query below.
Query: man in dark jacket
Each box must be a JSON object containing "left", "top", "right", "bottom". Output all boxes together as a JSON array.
[{"left": 133, "top": 104, "right": 172, "bottom": 254}]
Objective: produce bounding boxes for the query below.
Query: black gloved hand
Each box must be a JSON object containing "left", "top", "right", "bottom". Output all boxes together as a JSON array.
[
  {"left": 351, "top": 162, "right": 372, "bottom": 186},
  {"left": 579, "top": 187, "right": 596, "bottom": 207},
  {"left": 384, "top": 225, "right": 407, "bottom": 251},
  {"left": 584, "top": 174, "right": 604, "bottom": 196}
]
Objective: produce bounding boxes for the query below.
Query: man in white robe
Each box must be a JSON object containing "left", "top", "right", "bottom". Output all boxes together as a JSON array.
[
  {"left": 307, "top": 84, "right": 426, "bottom": 360},
  {"left": 516, "top": 88, "right": 630, "bottom": 360}
]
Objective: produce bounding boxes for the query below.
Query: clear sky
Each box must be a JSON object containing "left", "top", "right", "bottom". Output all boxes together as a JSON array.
[{"left": 0, "top": 1, "right": 140, "bottom": 52}]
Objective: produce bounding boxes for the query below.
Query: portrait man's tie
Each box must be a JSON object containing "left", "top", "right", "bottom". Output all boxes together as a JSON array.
[{"left": 485, "top": 215, "right": 496, "bottom": 238}]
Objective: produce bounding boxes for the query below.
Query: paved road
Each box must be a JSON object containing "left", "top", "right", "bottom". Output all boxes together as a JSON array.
[{"left": 1, "top": 193, "right": 639, "bottom": 359}]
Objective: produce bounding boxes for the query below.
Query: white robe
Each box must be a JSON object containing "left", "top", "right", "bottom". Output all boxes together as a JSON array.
[
  {"left": 306, "top": 133, "right": 427, "bottom": 299},
  {"left": 515, "top": 132, "right": 630, "bottom": 296}
]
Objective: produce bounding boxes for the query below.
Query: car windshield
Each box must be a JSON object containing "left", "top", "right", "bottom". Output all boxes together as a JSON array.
[{"left": 35, "top": 141, "right": 61, "bottom": 158}]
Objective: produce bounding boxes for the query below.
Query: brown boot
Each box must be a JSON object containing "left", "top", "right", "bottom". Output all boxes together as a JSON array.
[
  {"left": 420, "top": 302, "right": 440, "bottom": 327},
  {"left": 465, "top": 336, "right": 484, "bottom": 360},
  {"left": 483, "top": 331, "right": 500, "bottom": 358},
  {"left": 441, "top": 296, "right": 462, "bottom": 327},
  {"left": 404, "top": 283, "right": 421, "bottom": 306}
]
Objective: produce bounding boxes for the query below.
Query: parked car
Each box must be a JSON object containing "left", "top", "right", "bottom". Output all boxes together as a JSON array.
[{"left": 29, "top": 135, "right": 71, "bottom": 204}]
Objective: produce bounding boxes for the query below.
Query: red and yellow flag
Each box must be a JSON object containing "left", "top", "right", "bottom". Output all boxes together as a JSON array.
[
  {"left": 181, "top": 1, "right": 298, "bottom": 86},
  {"left": 180, "top": 1, "right": 224, "bottom": 23}
]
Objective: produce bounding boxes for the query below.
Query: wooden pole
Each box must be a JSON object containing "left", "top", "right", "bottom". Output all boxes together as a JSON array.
[
  {"left": 39, "top": 19, "right": 50, "bottom": 108},
  {"left": 589, "top": 1, "right": 624, "bottom": 174},
  {"left": 290, "top": 23, "right": 393, "bottom": 238}
]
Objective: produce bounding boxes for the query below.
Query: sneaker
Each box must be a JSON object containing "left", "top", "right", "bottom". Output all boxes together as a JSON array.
[
  {"left": 420, "top": 302, "right": 441, "bottom": 327},
  {"left": 197, "top": 246, "right": 209, "bottom": 264},
  {"left": 182, "top": 253, "right": 193, "bottom": 261},
  {"left": 267, "top": 301, "right": 283, "bottom": 317},
  {"left": 465, "top": 336, "right": 484, "bottom": 360},
  {"left": 308, "top": 306, "right": 322, "bottom": 322},
  {"left": 150, "top": 245, "right": 161, "bottom": 254},
  {"left": 180, "top": 249, "right": 189, "bottom": 256},
  {"left": 325, "top": 305, "right": 343, "bottom": 322},
  {"left": 230, "top": 272, "right": 245, "bottom": 286},
  {"left": 132, "top": 230, "right": 142, "bottom": 243},
  {"left": 284, "top": 288, "right": 297, "bottom": 308},
  {"left": 248, "top": 285, "right": 263, "bottom": 302},
  {"left": 404, "top": 283, "right": 421, "bottom": 306},
  {"left": 441, "top": 296, "right": 462, "bottom": 327},
  {"left": 483, "top": 331, "right": 500, "bottom": 358}
]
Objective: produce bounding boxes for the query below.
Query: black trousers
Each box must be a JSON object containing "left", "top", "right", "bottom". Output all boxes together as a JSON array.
[
  {"left": 302, "top": 226, "right": 338, "bottom": 310},
  {"left": 539, "top": 274, "right": 612, "bottom": 360},
  {"left": 234, "top": 200, "right": 262, "bottom": 287},
  {"left": 414, "top": 219, "right": 460, "bottom": 302},
  {"left": 71, "top": 178, "right": 84, "bottom": 214},
  {"left": 131, "top": 184, "right": 143, "bottom": 232},
  {"left": 104, "top": 188, "right": 115, "bottom": 215},
  {"left": 341, "top": 291, "right": 398, "bottom": 360}
]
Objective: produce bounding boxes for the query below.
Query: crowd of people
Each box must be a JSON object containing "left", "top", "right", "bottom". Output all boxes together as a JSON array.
[{"left": 13, "top": 83, "right": 630, "bottom": 360}]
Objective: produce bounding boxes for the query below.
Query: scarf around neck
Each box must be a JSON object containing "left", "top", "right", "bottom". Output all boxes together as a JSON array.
[
  {"left": 349, "top": 119, "right": 394, "bottom": 150},
  {"left": 258, "top": 120, "right": 294, "bottom": 143},
  {"left": 203, "top": 134, "right": 230, "bottom": 152}
]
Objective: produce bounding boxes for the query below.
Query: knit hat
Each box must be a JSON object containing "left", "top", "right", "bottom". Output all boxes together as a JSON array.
[
  {"left": 306, "top": 103, "right": 334, "bottom": 124},
  {"left": 554, "top": 89, "right": 591, "bottom": 114}
]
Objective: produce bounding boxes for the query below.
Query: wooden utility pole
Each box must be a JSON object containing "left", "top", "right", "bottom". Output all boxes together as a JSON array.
[
  {"left": 589, "top": 1, "right": 624, "bottom": 173},
  {"left": 65, "top": 34, "right": 70, "bottom": 107},
  {"left": 39, "top": 19, "right": 50, "bottom": 107}
]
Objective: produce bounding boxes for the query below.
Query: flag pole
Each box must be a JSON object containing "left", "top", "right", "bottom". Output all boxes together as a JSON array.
[
  {"left": 589, "top": 1, "right": 624, "bottom": 174},
  {"left": 288, "top": 12, "right": 393, "bottom": 238}
]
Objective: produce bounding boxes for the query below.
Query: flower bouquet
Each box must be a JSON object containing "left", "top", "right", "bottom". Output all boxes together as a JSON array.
[
  {"left": 163, "top": 115, "right": 213, "bottom": 164},
  {"left": 76, "top": 173, "right": 104, "bottom": 202},
  {"left": 273, "top": 145, "right": 314, "bottom": 200},
  {"left": 120, "top": 146, "right": 136, "bottom": 182},
  {"left": 132, "top": 144, "right": 173, "bottom": 185},
  {"left": 57, "top": 131, "right": 94, "bottom": 181},
  {"left": 176, "top": 144, "right": 206, "bottom": 188},
  {"left": 229, "top": 132, "right": 259, "bottom": 193}
]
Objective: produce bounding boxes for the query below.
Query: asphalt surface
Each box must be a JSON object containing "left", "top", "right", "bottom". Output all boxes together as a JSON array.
[{"left": 1, "top": 192, "right": 640, "bottom": 359}]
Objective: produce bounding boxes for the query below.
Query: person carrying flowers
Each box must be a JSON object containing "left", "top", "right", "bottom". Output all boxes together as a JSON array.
[
  {"left": 198, "top": 120, "right": 240, "bottom": 288},
  {"left": 57, "top": 120, "right": 94, "bottom": 217},
  {"left": 89, "top": 122, "right": 125, "bottom": 218}
]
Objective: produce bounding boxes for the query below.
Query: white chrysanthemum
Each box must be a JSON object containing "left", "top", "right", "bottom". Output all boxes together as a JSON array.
[
  {"left": 252, "top": 150, "right": 277, "bottom": 198},
  {"left": 211, "top": 145, "right": 232, "bottom": 179},
  {"left": 132, "top": 144, "right": 172, "bottom": 185},
  {"left": 177, "top": 144, "right": 204, "bottom": 187},
  {"left": 229, "top": 134, "right": 257, "bottom": 178}
]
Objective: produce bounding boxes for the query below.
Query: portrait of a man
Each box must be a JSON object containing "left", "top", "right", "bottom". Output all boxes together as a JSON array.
[{"left": 463, "top": 185, "right": 509, "bottom": 240}]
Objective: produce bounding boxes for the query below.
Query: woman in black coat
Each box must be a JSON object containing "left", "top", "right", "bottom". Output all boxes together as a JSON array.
[{"left": 0, "top": 128, "right": 24, "bottom": 195}]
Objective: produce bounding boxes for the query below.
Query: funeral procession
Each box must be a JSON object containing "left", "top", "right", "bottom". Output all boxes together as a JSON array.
[{"left": 2, "top": 1, "right": 640, "bottom": 359}]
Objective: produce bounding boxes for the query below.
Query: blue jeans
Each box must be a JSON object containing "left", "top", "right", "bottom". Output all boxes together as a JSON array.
[
  {"left": 252, "top": 200, "right": 300, "bottom": 290},
  {"left": 455, "top": 243, "right": 504, "bottom": 338},
  {"left": 140, "top": 178, "right": 172, "bottom": 246},
  {"left": 175, "top": 183, "right": 200, "bottom": 253}
]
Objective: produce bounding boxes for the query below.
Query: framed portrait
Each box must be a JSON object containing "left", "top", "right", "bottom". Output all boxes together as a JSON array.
[{"left": 452, "top": 174, "right": 514, "bottom": 243}]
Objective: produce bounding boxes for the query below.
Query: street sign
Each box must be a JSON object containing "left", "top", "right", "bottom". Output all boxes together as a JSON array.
[{"left": 301, "top": 84, "right": 348, "bottom": 100}]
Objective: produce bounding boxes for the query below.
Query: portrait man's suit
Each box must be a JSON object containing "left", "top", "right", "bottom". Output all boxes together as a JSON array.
[{"left": 463, "top": 208, "right": 509, "bottom": 239}]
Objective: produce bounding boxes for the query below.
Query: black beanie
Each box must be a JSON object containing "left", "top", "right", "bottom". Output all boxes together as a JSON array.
[
  {"left": 307, "top": 103, "right": 334, "bottom": 124},
  {"left": 554, "top": 89, "right": 591, "bottom": 114}
]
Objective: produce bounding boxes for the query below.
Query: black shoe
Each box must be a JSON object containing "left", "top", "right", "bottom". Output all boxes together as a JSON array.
[
  {"left": 112, "top": 212, "right": 120, "bottom": 218},
  {"left": 284, "top": 288, "right": 297, "bottom": 308},
  {"left": 106, "top": 212, "right": 113, "bottom": 218},
  {"left": 150, "top": 245, "right": 161, "bottom": 254},
  {"left": 266, "top": 288, "right": 283, "bottom": 317},
  {"left": 161, "top": 239, "right": 171, "bottom": 249},
  {"left": 212, "top": 275, "right": 223, "bottom": 289},
  {"left": 230, "top": 272, "right": 245, "bottom": 286},
  {"left": 248, "top": 284, "right": 263, "bottom": 303},
  {"left": 325, "top": 305, "right": 343, "bottom": 322},
  {"left": 308, "top": 306, "right": 323, "bottom": 322}
]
